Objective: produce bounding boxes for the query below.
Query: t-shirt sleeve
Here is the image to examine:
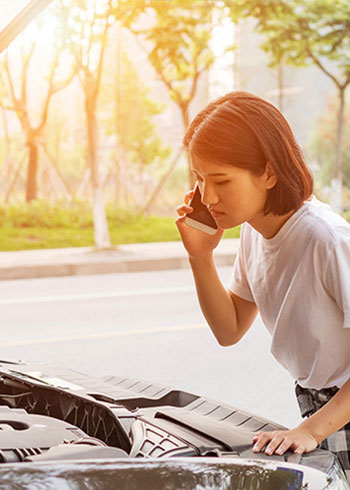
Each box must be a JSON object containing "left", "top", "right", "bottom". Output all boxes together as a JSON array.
[
  {"left": 228, "top": 228, "right": 254, "bottom": 303},
  {"left": 324, "top": 237, "right": 350, "bottom": 328}
]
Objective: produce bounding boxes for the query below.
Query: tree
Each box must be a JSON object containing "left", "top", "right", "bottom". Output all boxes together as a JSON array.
[
  {"left": 226, "top": 0, "right": 350, "bottom": 212},
  {"left": 0, "top": 16, "right": 76, "bottom": 202},
  {"left": 124, "top": 0, "right": 219, "bottom": 187},
  {"left": 104, "top": 50, "right": 171, "bottom": 210},
  {"left": 309, "top": 92, "right": 350, "bottom": 192},
  {"left": 59, "top": 0, "right": 119, "bottom": 248}
]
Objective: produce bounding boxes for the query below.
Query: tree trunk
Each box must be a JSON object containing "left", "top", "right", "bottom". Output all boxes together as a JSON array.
[
  {"left": 86, "top": 97, "right": 111, "bottom": 249},
  {"left": 330, "top": 86, "right": 345, "bottom": 214},
  {"left": 181, "top": 106, "right": 196, "bottom": 188},
  {"left": 26, "top": 141, "right": 38, "bottom": 202}
]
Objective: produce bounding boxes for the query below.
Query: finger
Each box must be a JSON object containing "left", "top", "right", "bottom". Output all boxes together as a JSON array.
[
  {"left": 274, "top": 437, "right": 294, "bottom": 455},
  {"left": 265, "top": 435, "right": 284, "bottom": 455},
  {"left": 184, "top": 189, "right": 195, "bottom": 205},
  {"left": 293, "top": 445, "right": 305, "bottom": 455},
  {"left": 253, "top": 433, "right": 272, "bottom": 452},
  {"left": 175, "top": 216, "right": 186, "bottom": 226},
  {"left": 176, "top": 204, "right": 193, "bottom": 216}
]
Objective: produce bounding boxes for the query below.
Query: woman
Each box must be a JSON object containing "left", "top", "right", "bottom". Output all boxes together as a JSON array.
[{"left": 176, "top": 91, "right": 350, "bottom": 481}]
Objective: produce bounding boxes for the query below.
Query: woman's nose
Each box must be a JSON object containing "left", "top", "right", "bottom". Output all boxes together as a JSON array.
[{"left": 201, "top": 183, "right": 219, "bottom": 206}]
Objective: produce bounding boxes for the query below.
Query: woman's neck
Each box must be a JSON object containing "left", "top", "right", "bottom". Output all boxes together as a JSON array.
[{"left": 249, "top": 208, "right": 299, "bottom": 239}]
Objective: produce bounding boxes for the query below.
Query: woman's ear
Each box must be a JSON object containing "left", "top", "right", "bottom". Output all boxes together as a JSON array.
[{"left": 265, "top": 161, "right": 277, "bottom": 189}]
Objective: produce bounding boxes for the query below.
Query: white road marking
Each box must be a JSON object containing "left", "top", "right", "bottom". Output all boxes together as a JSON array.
[
  {"left": 0, "top": 287, "right": 194, "bottom": 305},
  {"left": 0, "top": 323, "right": 205, "bottom": 347}
]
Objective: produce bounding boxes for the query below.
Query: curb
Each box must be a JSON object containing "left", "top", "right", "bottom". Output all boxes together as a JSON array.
[{"left": 0, "top": 240, "right": 240, "bottom": 280}]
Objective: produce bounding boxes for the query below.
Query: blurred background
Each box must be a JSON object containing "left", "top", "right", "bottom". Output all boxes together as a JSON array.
[{"left": 0, "top": 0, "right": 349, "bottom": 251}]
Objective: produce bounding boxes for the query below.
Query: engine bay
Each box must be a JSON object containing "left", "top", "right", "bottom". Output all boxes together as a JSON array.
[{"left": 0, "top": 359, "right": 339, "bottom": 477}]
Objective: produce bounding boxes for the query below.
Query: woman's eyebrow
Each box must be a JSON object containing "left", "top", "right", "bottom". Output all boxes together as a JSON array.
[
  {"left": 208, "top": 173, "right": 229, "bottom": 177},
  {"left": 192, "top": 170, "right": 228, "bottom": 177}
]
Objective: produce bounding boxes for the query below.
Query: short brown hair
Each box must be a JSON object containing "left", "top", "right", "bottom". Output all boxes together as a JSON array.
[{"left": 184, "top": 91, "right": 313, "bottom": 216}]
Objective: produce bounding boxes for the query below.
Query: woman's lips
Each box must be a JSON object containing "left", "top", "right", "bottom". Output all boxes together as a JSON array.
[{"left": 210, "top": 210, "right": 225, "bottom": 218}]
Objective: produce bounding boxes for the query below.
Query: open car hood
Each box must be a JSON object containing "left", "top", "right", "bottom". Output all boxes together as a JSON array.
[{"left": 0, "top": 0, "right": 54, "bottom": 54}]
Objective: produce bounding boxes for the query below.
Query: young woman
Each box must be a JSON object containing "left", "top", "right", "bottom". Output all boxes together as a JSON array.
[{"left": 176, "top": 91, "right": 350, "bottom": 481}]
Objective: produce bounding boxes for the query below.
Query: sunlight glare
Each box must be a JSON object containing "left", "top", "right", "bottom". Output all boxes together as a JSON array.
[{"left": 3, "top": 3, "right": 60, "bottom": 53}]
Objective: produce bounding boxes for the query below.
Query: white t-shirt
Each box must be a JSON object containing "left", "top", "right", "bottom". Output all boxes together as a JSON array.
[{"left": 229, "top": 197, "right": 350, "bottom": 390}]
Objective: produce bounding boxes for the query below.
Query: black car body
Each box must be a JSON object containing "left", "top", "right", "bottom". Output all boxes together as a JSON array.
[{"left": 0, "top": 359, "right": 348, "bottom": 489}]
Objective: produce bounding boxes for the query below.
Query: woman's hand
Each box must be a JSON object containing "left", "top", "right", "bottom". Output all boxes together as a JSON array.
[
  {"left": 175, "top": 188, "right": 224, "bottom": 259},
  {"left": 252, "top": 427, "right": 319, "bottom": 456}
]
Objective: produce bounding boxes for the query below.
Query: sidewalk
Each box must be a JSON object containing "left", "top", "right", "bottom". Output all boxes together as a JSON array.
[{"left": 0, "top": 239, "right": 240, "bottom": 280}]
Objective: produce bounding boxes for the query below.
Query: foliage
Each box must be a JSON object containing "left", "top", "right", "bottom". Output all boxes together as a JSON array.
[
  {"left": 225, "top": 0, "right": 350, "bottom": 212},
  {"left": 119, "top": 0, "right": 223, "bottom": 192},
  {"left": 104, "top": 51, "right": 170, "bottom": 169},
  {"left": 342, "top": 209, "right": 350, "bottom": 222},
  {"left": 308, "top": 92, "right": 350, "bottom": 186},
  {"left": 0, "top": 200, "right": 149, "bottom": 229},
  {"left": 124, "top": 0, "right": 218, "bottom": 120},
  {"left": 58, "top": 0, "right": 122, "bottom": 248},
  {"left": 0, "top": 200, "right": 93, "bottom": 229},
  {"left": 226, "top": 0, "right": 350, "bottom": 79},
  {"left": 0, "top": 200, "right": 240, "bottom": 250},
  {"left": 0, "top": 8, "right": 77, "bottom": 202}
]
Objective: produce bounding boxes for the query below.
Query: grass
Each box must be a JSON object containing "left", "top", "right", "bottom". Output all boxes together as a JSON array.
[
  {"left": 0, "top": 202, "right": 240, "bottom": 251},
  {"left": 6, "top": 198, "right": 350, "bottom": 252}
]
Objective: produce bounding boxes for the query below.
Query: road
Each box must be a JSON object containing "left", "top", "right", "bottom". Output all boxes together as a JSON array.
[{"left": 0, "top": 266, "right": 302, "bottom": 428}]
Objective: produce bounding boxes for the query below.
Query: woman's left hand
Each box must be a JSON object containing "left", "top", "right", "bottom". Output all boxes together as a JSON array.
[{"left": 252, "top": 427, "right": 319, "bottom": 456}]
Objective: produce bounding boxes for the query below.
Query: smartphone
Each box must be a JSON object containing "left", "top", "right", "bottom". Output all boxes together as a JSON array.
[{"left": 185, "top": 185, "right": 218, "bottom": 235}]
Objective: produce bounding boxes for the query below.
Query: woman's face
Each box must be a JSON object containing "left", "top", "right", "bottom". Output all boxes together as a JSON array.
[{"left": 190, "top": 153, "right": 276, "bottom": 230}]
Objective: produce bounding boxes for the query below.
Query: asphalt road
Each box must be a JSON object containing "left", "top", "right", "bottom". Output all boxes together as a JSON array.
[{"left": 0, "top": 266, "right": 302, "bottom": 429}]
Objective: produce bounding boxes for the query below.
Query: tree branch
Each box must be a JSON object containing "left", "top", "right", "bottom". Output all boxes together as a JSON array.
[
  {"left": 4, "top": 51, "right": 19, "bottom": 107},
  {"left": 341, "top": 73, "right": 350, "bottom": 90},
  {"left": 52, "top": 63, "right": 78, "bottom": 94},
  {"left": 94, "top": 11, "right": 111, "bottom": 99},
  {"left": 37, "top": 55, "right": 77, "bottom": 136},
  {"left": 0, "top": 102, "right": 22, "bottom": 112},
  {"left": 306, "top": 47, "right": 341, "bottom": 88},
  {"left": 21, "top": 36, "right": 37, "bottom": 106},
  {"left": 189, "top": 67, "right": 201, "bottom": 104},
  {"left": 86, "top": 3, "right": 98, "bottom": 72},
  {"left": 34, "top": 51, "right": 59, "bottom": 135}
]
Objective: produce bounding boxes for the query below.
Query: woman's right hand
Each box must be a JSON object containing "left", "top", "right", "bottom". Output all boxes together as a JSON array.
[{"left": 175, "top": 188, "right": 224, "bottom": 259}]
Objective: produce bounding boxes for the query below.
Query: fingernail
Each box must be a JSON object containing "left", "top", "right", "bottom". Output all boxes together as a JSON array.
[{"left": 253, "top": 444, "right": 259, "bottom": 452}]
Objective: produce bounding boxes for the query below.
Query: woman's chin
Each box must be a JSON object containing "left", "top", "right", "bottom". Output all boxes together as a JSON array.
[{"left": 215, "top": 216, "right": 240, "bottom": 230}]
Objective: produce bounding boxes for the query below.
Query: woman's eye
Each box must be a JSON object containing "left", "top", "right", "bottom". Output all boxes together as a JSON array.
[{"left": 215, "top": 180, "right": 230, "bottom": 186}]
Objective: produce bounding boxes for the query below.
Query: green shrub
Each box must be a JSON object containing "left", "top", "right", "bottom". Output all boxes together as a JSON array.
[
  {"left": 0, "top": 200, "right": 241, "bottom": 251},
  {"left": 342, "top": 209, "right": 350, "bottom": 223},
  {"left": 1, "top": 200, "right": 93, "bottom": 229}
]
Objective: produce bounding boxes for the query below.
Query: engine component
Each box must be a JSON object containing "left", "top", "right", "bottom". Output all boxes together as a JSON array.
[{"left": 0, "top": 406, "right": 87, "bottom": 463}]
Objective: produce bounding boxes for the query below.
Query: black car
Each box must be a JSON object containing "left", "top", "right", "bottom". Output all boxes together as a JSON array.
[{"left": 0, "top": 359, "right": 348, "bottom": 489}]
